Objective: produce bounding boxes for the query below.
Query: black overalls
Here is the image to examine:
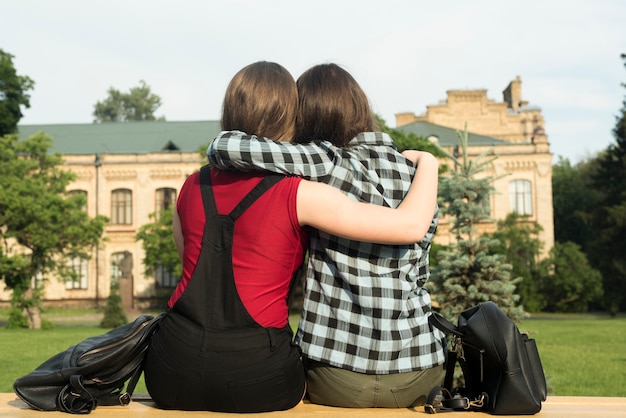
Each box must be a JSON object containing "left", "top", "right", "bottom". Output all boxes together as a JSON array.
[{"left": 144, "top": 167, "right": 305, "bottom": 412}]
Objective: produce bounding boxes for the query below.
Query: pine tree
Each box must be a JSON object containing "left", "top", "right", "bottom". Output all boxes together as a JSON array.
[
  {"left": 100, "top": 279, "right": 128, "bottom": 328},
  {"left": 429, "top": 126, "right": 526, "bottom": 322},
  {"left": 588, "top": 54, "right": 626, "bottom": 315}
]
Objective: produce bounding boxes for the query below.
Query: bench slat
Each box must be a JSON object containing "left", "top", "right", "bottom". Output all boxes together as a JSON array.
[{"left": 2, "top": 393, "right": 625, "bottom": 417}]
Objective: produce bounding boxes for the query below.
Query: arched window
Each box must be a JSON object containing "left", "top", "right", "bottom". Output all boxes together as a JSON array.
[
  {"left": 509, "top": 179, "right": 533, "bottom": 215},
  {"left": 111, "top": 189, "right": 132, "bottom": 224}
]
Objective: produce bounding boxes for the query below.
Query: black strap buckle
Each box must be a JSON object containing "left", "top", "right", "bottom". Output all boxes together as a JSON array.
[{"left": 118, "top": 392, "right": 131, "bottom": 406}]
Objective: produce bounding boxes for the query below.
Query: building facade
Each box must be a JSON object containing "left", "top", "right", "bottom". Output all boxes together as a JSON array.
[
  {"left": 1, "top": 121, "right": 220, "bottom": 309},
  {"left": 395, "top": 76, "right": 554, "bottom": 254},
  {"left": 2, "top": 77, "right": 553, "bottom": 308}
]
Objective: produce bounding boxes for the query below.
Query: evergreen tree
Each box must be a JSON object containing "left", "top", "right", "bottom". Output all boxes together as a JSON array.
[
  {"left": 429, "top": 126, "right": 525, "bottom": 321},
  {"left": 588, "top": 54, "right": 626, "bottom": 315},
  {"left": 100, "top": 279, "right": 128, "bottom": 328},
  {"left": 551, "top": 157, "right": 600, "bottom": 251}
]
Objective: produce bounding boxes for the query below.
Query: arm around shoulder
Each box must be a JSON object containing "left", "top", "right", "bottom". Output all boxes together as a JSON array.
[{"left": 297, "top": 153, "right": 438, "bottom": 244}]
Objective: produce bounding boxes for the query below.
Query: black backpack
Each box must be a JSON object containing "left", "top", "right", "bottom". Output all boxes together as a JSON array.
[
  {"left": 13, "top": 313, "right": 164, "bottom": 414},
  {"left": 426, "top": 302, "right": 547, "bottom": 415}
]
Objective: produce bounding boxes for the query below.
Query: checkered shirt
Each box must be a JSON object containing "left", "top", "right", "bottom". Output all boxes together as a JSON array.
[{"left": 208, "top": 130, "right": 446, "bottom": 374}]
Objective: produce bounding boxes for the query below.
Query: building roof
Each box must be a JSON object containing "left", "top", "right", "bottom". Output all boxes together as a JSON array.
[
  {"left": 16, "top": 119, "right": 509, "bottom": 156},
  {"left": 397, "top": 120, "right": 510, "bottom": 147},
  {"left": 17, "top": 120, "right": 223, "bottom": 155}
]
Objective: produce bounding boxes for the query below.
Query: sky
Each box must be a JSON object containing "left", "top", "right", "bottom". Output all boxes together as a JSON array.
[{"left": 2, "top": 0, "right": 625, "bottom": 163}]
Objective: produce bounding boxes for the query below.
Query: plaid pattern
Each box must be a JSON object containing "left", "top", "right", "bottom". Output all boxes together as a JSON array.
[{"left": 208, "top": 131, "right": 446, "bottom": 374}]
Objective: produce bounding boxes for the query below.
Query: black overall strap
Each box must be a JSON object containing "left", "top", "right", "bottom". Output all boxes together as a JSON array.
[
  {"left": 199, "top": 166, "right": 284, "bottom": 220},
  {"left": 176, "top": 166, "right": 286, "bottom": 332}
]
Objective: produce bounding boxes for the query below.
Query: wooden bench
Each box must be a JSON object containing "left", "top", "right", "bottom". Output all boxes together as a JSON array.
[{"left": 2, "top": 393, "right": 625, "bottom": 417}]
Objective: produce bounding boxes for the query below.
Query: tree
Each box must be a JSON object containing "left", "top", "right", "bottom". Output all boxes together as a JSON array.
[
  {"left": 100, "top": 279, "right": 128, "bottom": 328},
  {"left": 0, "top": 49, "right": 35, "bottom": 136},
  {"left": 428, "top": 126, "right": 525, "bottom": 322},
  {"left": 488, "top": 213, "right": 548, "bottom": 312},
  {"left": 136, "top": 207, "right": 181, "bottom": 280},
  {"left": 0, "top": 133, "right": 108, "bottom": 328},
  {"left": 93, "top": 80, "right": 164, "bottom": 123},
  {"left": 551, "top": 157, "right": 600, "bottom": 251},
  {"left": 539, "top": 242, "right": 603, "bottom": 313},
  {"left": 588, "top": 53, "right": 626, "bottom": 315}
]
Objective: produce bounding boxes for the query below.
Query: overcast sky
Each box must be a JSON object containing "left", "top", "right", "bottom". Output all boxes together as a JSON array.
[{"left": 3, "top": 0, "right": 625, "bottom": 163}]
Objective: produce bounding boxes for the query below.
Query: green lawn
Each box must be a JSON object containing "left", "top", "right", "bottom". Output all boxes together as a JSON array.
[
  {"left": 1, "top": 312, "right": 625, "bottom": 396},
  {"left": 521, "top": 314, "right": 626, "bottom": 396}
]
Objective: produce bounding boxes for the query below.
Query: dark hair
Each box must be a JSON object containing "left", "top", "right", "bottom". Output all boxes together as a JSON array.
[
  {"left": 221, "top": 61, "right": 297, "bottom": 142},
  {"left": 294, "top": 63, "right": 377, "bottom": 146}
]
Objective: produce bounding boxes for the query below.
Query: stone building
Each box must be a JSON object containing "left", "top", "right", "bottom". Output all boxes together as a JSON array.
[
  {"left": 2, "top": 121, "right": 221, "bottom": 310},
  {"left": 2, "top": 77, "right": 553, "bottom": 308},
  {"left": 395, "top": 76, "right": 554, "bottom": 254}
]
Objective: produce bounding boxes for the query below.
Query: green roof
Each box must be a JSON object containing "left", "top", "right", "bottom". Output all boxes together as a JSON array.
[
  {"left": 17, "top": 120, "right": 223, "bottom": 155},
  {"left": 16, "top": 119, "right": 509, "bottom": 156},
  {"left": 397, "top": 121, "right": 510, "bottom": 147}
]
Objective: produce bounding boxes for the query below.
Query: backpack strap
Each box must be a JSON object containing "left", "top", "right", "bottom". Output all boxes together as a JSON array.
[
  {"left": 57, "top": 375, "right": 98, "bottom": 414},
  {"left": 429, "top": 311, "right": 462, "bottom": 337}
]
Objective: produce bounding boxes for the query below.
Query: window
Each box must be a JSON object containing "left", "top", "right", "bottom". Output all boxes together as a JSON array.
[
  {"left": 66, "top": 257, "right": 88, "bottom": 289},
  {"left": 156, "top": 187, "right": 177, "bottom": 215},
  {"left": 111, "top": 189, "right": 132, "bottom": 224},
  {"left": 68, "top": 190, "right": 88, "bottom": 212},
  {"left": 509, "top": 180, "right": 533, "bottom": 215},
  {"left": 155, "top": 265, "right": 178, "bottom": 288}
]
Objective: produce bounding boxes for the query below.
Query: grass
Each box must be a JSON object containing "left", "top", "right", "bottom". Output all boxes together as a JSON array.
[
  {"left": 521, "top": 314, "right": 626, "bottom": 396},
  {"left": 1, "top": 310, "right": 625, "bottom": 397}
]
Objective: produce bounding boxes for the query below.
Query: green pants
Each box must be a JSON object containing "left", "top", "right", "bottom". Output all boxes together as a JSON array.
[{"left": 304, "top": 359, "right": 445, "bottom": 408}]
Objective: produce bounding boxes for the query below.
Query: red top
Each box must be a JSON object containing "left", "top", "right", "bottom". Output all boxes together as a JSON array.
[{"left": 168, "top": 169, "right": 307, "bottom": 328}]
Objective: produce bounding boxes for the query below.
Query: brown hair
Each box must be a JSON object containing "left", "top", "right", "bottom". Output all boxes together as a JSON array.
[
  {"left": 294, "top": 63, "right": 377, "bottom": 147},
  {"left": 221, "top": 61, "right": 297, "bottom": 142}
]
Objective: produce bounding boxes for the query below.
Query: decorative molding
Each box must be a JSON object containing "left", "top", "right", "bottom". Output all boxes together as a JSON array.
[
  {"left": 103, "top": 169, "right": 138, "bottom": 180},
  {"left": 149, "top": 168, "right": 183, "bottom": 179},
  {"left": 73, "top": 170, "right": 94, "bottom": 180},
  {"left": 503, "top": 160, "right": 535, "bottom": 171}
]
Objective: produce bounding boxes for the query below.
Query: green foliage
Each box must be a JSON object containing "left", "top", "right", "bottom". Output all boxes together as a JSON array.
[
  {"left": 551, "top": 157, "right": 599, "bottom": 251},
  {"left": 100, "top": 280, "right": 128, "bottom": 328},
  {"left": 586, "top": 53, "right": 626, "bottom": 315},
  {"left": 93, "top": 80, "right": 165, "bottom": 123},
  {"left": 539, "top": 241, "right": 604, "bottom": 313},
  {"left": 0, "top": 133, "right": 108, "bottom": 328},
  {"left": 136, "top": 207, "right": 181, "bottom": 278},
  {"left": 429, "top": 126, "right": 525, "bottom": 321},
  {"left": 488, "top": 213, "right": 548, "bottom": 312},
  {"left": 0, "top": 49, "right": 35, "bottom": 136}
]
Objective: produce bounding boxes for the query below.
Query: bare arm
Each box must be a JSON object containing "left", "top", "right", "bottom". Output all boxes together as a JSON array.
[{"left": 297, "top": 152, "right": 439, "bottom": 244}]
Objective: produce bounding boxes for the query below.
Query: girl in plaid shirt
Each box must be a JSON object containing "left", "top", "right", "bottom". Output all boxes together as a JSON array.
[{"left": 208, "top": 63, "right": 446, "bottom": 408}]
